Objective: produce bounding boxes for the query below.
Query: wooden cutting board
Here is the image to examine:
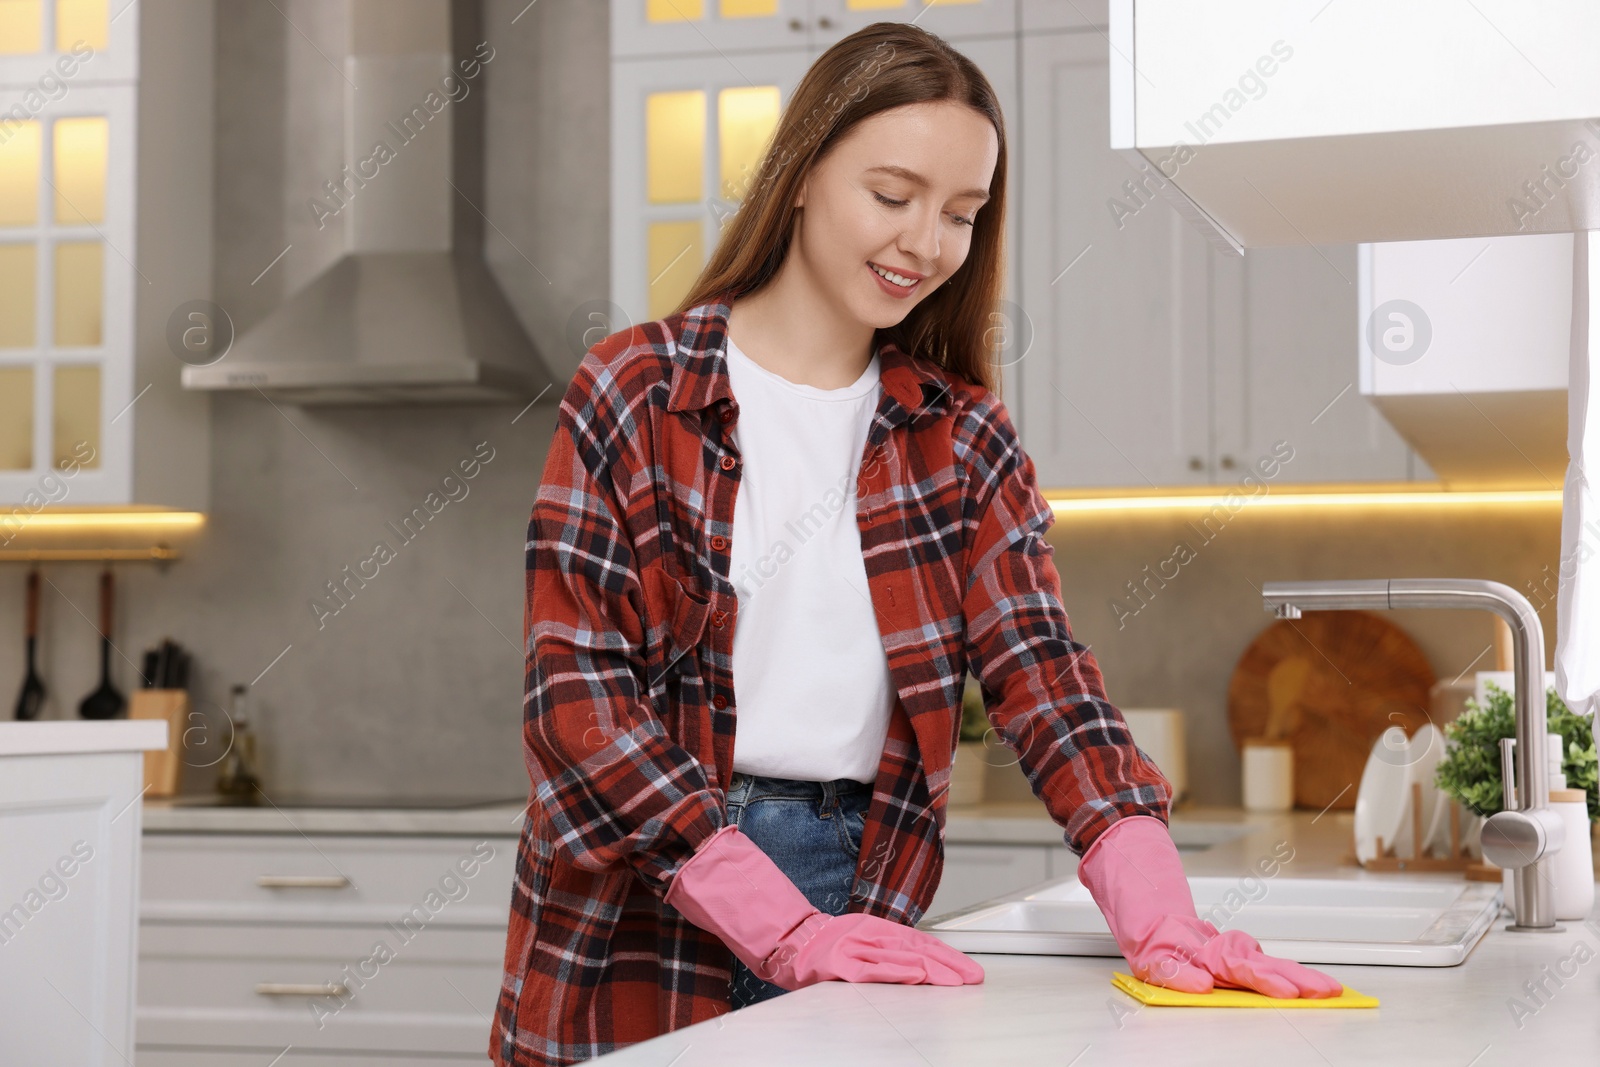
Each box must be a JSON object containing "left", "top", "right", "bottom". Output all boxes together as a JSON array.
[{"left": 1228, "top": 611, "right": 1436, "bottom": 811}]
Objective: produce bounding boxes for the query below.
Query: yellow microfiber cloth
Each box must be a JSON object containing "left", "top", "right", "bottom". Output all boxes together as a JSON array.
[{"left": 1111, "top": 972, "right": 1379, "bottom": 1009}]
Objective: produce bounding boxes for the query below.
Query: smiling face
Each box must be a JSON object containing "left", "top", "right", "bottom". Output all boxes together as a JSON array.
[{"left": 791, "top": 100, "right": 999, "bottom": 330}]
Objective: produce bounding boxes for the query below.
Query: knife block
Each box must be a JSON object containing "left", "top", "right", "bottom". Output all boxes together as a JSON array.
[{"left": 129, "top": 689, "right": 189, "bottom": 797}]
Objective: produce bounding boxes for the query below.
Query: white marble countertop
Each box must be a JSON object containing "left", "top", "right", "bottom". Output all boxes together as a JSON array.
[
  {"left": 0, "top": 719, "right": 167, "bottom": 755},
  {"left": 590, "top": 809, "right": 1600, "bottom": 1065}
]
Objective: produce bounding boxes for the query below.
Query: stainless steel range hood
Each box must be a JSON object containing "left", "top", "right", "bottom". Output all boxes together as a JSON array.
[{"left": 183, "top": 0, "right": 551, "bottom": 405}]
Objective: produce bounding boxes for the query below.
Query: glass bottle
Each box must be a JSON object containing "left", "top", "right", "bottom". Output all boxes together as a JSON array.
[{"left": 215, "top": 683, "right": 262, "bottom": 803}]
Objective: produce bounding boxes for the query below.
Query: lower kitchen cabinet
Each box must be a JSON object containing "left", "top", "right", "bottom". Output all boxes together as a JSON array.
[
  {"left": 137, "top": 832, "right": 518, "bottom": 1065},
  {"left": 135, "top": 828, "right": 1082, "bottom": 1061},
  {"left": 926, "top": 844, "right": 1069, "bottom": 919}
]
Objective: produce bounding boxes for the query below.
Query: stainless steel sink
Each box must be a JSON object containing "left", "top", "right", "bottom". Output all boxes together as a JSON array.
[{"left": 920, "top": 876, "right": 1504, "bottom": 966}]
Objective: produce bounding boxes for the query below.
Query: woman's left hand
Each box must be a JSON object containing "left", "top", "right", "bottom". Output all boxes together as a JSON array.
[{"left": 1076, "top": 816, "right": 1343, "bottom": 999}]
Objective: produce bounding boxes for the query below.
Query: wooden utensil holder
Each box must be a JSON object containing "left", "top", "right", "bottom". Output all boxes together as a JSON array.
[
  {"left": 129, "top": 689, "right": 189, "bottom": 797},
  {"left": 1357, "top": 780, "right": 1473, "bottom": 872}
]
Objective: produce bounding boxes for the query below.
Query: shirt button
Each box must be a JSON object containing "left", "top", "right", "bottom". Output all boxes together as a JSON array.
[
  {"left": 712, "top": 611, "right": 727, "bottom": 628},
  {"left": 720, "top": 455, "right": 736, "bottom": 470},
  {"left": 719, "top": 409, "right": 734, "bottom": 423},
  {"left": 711, "top": 535, "right": 728, "bottom": 551},
  {"left": 713, "top": 694, "right": 728, "bottom": 709}
]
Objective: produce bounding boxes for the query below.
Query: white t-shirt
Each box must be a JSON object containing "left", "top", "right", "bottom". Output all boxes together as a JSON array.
[{"left": 723, "top": 335, "right": 895, "bottom": 784}]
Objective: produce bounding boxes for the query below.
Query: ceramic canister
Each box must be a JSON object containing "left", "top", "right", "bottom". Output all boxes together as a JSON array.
[{"left": 1242, "top": 739, "right": 1294, "bottom": 812}]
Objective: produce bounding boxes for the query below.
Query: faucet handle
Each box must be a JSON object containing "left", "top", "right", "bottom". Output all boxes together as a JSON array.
[{"left": 1481, "top": 807, "right": 1566, "bottom": 870}]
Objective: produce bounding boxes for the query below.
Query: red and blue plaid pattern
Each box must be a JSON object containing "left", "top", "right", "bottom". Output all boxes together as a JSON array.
[{"left": 491, "top": 292, "right": 1173, "bottom": 1065}]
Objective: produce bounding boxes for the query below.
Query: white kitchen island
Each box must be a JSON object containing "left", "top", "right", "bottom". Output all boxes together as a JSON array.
[
  {"left": 0, "top": 720, "right": 168, "bottom": 1067},
  {"left": 591, "top": 809, "right": 1600, "bottom": 1066}
]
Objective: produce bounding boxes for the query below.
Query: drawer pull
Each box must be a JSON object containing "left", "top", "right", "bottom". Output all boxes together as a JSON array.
[
  {"left": 256, "top": 875, "right": 351, "bottom": 889},
  {"left": 255, "top": 982, "right": 350, "bottom": 997}
]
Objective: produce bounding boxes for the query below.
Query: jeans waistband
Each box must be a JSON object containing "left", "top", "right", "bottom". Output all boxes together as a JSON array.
[{"left": 728, "top": 772, "right": 872, "bottom": 803}]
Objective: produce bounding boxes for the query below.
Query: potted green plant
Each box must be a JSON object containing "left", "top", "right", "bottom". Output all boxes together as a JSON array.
[
  {"left": 951, "top": 673, "right": 991, "bottom": 806},
  {"left": 1435, "top": 681, "right": 1597, "bottom": 829}
]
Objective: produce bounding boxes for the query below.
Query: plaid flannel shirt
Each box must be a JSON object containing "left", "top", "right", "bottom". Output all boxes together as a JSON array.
[{"left": 490, "top": 292, "right": 1172, "bottom": 1066}]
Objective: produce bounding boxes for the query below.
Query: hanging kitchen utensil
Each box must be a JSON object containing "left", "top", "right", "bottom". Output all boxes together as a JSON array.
[
  {"left": 79, "top": 567, "right": 126, "bottom": 720},
  {"left": 14, "top": 567, "right": 46, "bottom": 720}
]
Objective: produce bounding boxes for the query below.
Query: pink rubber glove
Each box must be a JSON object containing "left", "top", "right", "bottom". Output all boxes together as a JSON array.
[
  {"left": 1077, "top": 816, "right": 1343, "bottom": 999},
  {"left": 664, "top": 824, "right": 984, "bottom": 990}
]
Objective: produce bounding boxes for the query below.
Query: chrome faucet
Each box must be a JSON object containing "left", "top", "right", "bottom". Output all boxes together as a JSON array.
[{"left": 1261, "top": 578, "right": 1565, "bottom": 932}]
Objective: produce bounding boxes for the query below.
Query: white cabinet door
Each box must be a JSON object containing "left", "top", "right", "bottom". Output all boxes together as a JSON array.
[
  {"left": 0, "top": 750, "right": 147, "bottom": 1067},
  {"left": 926, "top": 843, "right": 1049, "bottom": 918},
  {"left": 1020, "top": 0, "right": 1108, "bottom": 32},
  {"left": 1018, "top": 30, "right": 1211, "bottom": 489},
  {"left": 811, "top": 0, "right": 1018, "bottom": 47},
  {"left": 1211, "top": 244, "right": 1418, "bottom": 483},
  {"left": 0, "top": 0, "right": 139, "bottom": 84},
  {"left": 0, "top": 84, "right": 136, "bottom": 506},
  {"left": 1360, "top": 233, "right": 1572, "bottom": 396}
]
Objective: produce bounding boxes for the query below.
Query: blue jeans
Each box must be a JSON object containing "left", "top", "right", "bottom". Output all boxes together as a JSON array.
[{"left": 724, "top": 771, "right": 872, "bottom": 1008}]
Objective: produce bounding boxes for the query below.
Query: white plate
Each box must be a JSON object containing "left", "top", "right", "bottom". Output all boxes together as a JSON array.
[
  {"left": 1407, "top": 724, "right": 1449, "bottom": 855},
  {"left": 1355, "top": 726, "right": 1414, "bottom": 863}
]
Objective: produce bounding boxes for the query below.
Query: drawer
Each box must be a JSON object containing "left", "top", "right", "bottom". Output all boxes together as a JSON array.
[
  {"left": 141, "top": 834, "right": 515, "bottom": 924},
  {"left": 137, "top": 922, "right": 503, "bottom": 1055}
]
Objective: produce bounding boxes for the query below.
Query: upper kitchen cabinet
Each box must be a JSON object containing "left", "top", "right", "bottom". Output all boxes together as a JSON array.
[
  {"left": 0, "top": 0, "right": 138, "bottom": 83},
  {"left": 610, "top": 8, "right": 1021, "bottom": 363},
  {"left": 1359, "top": 233, "right": 1571, "bottom": 489},
  {"left": 611, "top": 49, "right": 814, "bottom": 321},
  {"left": 1106, "top": 0, "right": 1600, "bottom": 249},
  {"left": 1018, "top": 30, "right": 1417, "bottom": 490},
  {"left": 1019, "top": 0, "right": 1105, "bottom": 32},
  {"left": 612, "top": 0, "right": 1016, "bottom": 59},
  {"left": 1210, "top": 245, "right": 1418, "bottom": 484},
  {"left": 808, "top": 0, "right": 1017, "bottom": 50},
  {"left": 0, "top": 0, "right": 212, "bottom": 511},
  {"left": 1018, "top": 30, "right": 1209, "bottom": 489}
]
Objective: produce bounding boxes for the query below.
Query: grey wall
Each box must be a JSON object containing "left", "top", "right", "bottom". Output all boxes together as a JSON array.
[
  {"left": 0, "top": 0, "right": 1566, "bottom": 809},
  {"left": 983, "top": 504, "right": 1563, "bottom": 808}
]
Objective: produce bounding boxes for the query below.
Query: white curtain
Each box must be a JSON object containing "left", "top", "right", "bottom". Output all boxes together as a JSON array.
[{"left": 1557, "top": 229, "right": 1600, "bottom": 721}]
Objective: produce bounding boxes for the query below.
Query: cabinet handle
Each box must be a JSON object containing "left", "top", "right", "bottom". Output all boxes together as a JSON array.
[
  {"left": 1219, "top": 455, "right": 1237, "bottom": 470},
  {"left": 257, "top": 875, "right": 351, "bottom": 889},
  {"left": 255, "top": 982, "right": 349, "bottom": 997},
  {"left": 1188, "top": 456, "right": 1204, "bottom": 471},
  {"left": 817, "top": 16, "right": 834, "bottom": 28},
  {"left": 788, "top": 17, "right": 804, "bottom": 31}
]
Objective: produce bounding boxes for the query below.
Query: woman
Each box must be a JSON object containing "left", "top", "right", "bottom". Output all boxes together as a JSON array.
[{"left": 491, "top": 21, "right": 1340, "bottom": 1067}]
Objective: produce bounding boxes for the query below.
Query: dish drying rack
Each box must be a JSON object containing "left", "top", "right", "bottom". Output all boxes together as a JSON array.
[{"left": 1354, "top": 781, "right": 1475, "bottom": 872}]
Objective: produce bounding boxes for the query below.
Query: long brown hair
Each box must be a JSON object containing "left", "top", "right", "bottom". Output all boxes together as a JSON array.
[{"left": 671, "top": 21, "right": 1008, "bottom": 395}]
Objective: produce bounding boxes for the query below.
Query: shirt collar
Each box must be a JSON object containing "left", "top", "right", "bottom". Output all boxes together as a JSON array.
[{"left": 665, "top": 289, "right": 955, "bottom": 424}]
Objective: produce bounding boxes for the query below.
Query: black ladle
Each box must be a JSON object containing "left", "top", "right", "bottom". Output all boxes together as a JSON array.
[
  {"left": 14, "top": 567, "right": 45, "bottom": 720},
  {"left": 79, "top": 567, "right": 126, "bottom": 720}
]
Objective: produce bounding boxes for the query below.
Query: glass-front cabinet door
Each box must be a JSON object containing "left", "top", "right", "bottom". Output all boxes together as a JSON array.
[
  {"left": 810, "top": 0, "right": 1017, "bottom": 51},
  {"left": 0, "top": 0, "right": 136, "bottom": 84},
  {"left": 0, "top": 81, "right": 133, "bottom": 504},
  {"left": 611, "top": 51, "right": 813, "bottom": 323},
  {"left": 612, "top": 0, "right": 814, "bottom": 58},
  {"left": 613, "top": 0, "right": 1019, "bottom": 60}
]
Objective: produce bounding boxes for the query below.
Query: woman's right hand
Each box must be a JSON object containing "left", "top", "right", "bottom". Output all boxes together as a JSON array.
[{"left": 665, "top": 824, "right": 983, "bottom": 990}]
